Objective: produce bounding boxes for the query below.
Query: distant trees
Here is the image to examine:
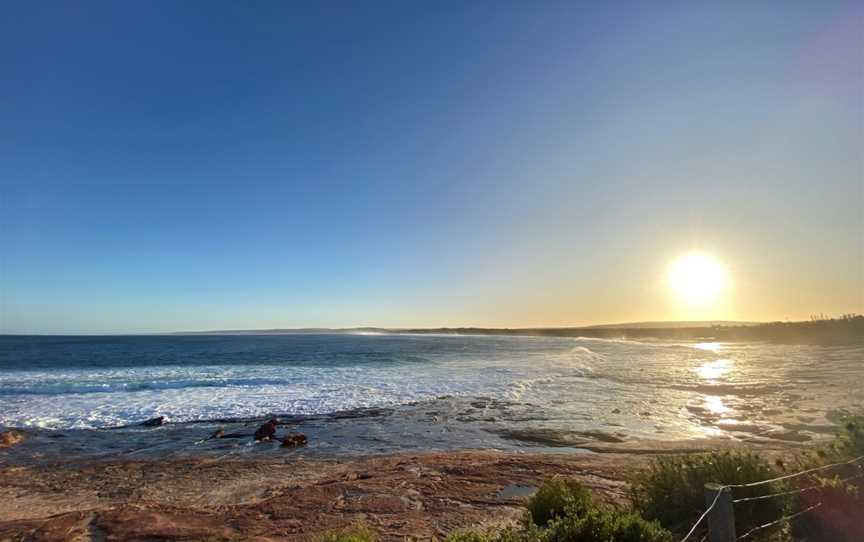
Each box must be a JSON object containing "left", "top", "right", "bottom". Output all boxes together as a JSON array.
[
  {"left": 810, "top": 313, "right": 862, "bottom": 322},
  {"left": 396, "top": 315, "right": 863, "bottom": 345}
]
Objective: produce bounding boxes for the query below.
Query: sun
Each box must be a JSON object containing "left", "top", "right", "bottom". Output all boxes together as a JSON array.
[{"left": 667, "top": 252, "right": 729, "bottom": 305}]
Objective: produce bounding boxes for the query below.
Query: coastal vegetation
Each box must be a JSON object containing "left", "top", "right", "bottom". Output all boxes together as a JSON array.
[
  {"left": 397, "top": 315, "right": 864, "bottom": 346},
  {"left": 525, "top": 478, "right": 594, "bottom": 527},
  {"left": 320, "top": 415, "right": 863, "bottom": 542},
  {"left": 444, "top": 477, "right": 674, "bottom": 542},
  {"left": 629, "top": 451, "right": 790, "bottom": 537},
  {"left": 180, "top": 315, "right": 864, "bottom": 346},
  {"left": 319, "top": 526, "right": 379, "bottom": 542}
]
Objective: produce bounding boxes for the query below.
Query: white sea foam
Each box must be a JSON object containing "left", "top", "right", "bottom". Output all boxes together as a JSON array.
[{"left": 0, "top": 335, "right": 861, "bottom": 444}]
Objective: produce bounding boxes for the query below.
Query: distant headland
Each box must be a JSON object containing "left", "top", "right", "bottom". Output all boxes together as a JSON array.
[{"left": 175, "top": 315, "right": 863, "bottom": 345}]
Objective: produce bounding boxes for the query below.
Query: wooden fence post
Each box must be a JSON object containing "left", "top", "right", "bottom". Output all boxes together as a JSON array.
[{"left": 704, "top": 483, "right": 736, "bottom": 542}]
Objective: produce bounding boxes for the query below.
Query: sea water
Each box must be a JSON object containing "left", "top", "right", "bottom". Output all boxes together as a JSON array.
[{"left": 0, "top": 334, "right": 861, "bottom": 459}]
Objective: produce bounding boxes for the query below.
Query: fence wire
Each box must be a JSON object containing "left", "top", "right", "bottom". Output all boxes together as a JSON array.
[
  {"left": 735, "top": 502, "right": 823, "bottom": 540},
  {"left": 677, "top": 455, "right": 863, "bottom": 542},
  {"left": 732, "top": 472, "right": 864, "bottom": 504},
  {"left": 679, "top": 488, "right": 724, "bottom": 542},
  {"left": 726, "top": 455, "right": 864, "bottom": 488}
]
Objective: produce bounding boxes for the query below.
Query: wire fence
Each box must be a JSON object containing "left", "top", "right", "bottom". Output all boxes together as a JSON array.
[
  {"left": 724, "top": 454, "right": 864, "bottom": 489},
  {"left": 680, "top": 486, "right": 725, "bottom": 542},
  {"left": 735, "top": 503, "right": 823, "bottom": 541},
  {"left": 679, "top": 455, "right": 864, "bottom": 542},
  {"left": 730, "top": 472, "right": 864, "bottom": 504}
]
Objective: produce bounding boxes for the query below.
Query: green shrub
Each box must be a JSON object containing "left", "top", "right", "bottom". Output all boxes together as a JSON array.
[
  {"left": 526, "top": 478, "right": 594, "bottom": 527},
  {"left": 446, "top": 532, "right": 491, "bottom": 542},
  {"left": 630, "top": 451, "right": 790, "bottom": 537},
  {"left": 841, "top": 415, "right": 864, "bottom": 457},
  {"left": 790, "top": 480, "right": 862, "bottom": 542},
  {"left": 824, "top": 415, "right": 864, "bottom": 461},
  {"left": 543, "top": 508, "right": 673, "bottom": 542},
  {"left": 446, "top": 526, "right": 537, "bottom": 542},
  {"left": 786, "top": 415, "right": 864, "bottom": 542},
  {"left": 319, "top": 526, "right": 377, "bottom": 542},
  {"left": 449, "top": 479, "right": 672, "bottom": 542},
  {"left": 448, "top": 506, "right": 671, "bottom": 542}
]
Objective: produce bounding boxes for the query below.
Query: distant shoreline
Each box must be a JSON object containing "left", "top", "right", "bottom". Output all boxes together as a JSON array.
[
  {"left": 3, "top": 316, "right": 861, "bottom": 345},
  {"left": 169, "top": 317, "right": 863, "bottom": 345}
]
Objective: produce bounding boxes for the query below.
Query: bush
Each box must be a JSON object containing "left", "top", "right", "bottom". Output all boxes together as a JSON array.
[
  {"left": 630, "top": 451, "right": 790, "bottom": 537},
  {"left": 787, "top": 415, "right": 864, "bottom": 542},
  {"left": 448, "top": 479, "right": 672, "bottom": 542},
  {"left": 446, "top": 532, "right": 491, "bottom": 542},
  {"left": 448, "top": 507, "right": 670, "bottom": 542},
  {"left": 446, "top": 526, "right": 537, "bottom": 542},
  {"left": 543, "top": 508, "right": 672, "bottom": 542},
  {"left": 319, "top": 526, "right": 377, "bottom": 542},
  {"left": 526, "top": 478, "right": 594, "bottom": 527},
  {"left": 790, "top": 480, "right": 862, "bottom": 542},
  {"left": 840, "top": 415, "right": 864, "bottom": 457},
  {"left": 825, "top": 415, "right": 864, "bottom": 461}
]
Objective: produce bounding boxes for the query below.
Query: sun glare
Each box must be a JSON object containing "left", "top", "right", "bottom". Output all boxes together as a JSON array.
[{"left": 667, "top": 252, "right": 729, "bottom": 306}]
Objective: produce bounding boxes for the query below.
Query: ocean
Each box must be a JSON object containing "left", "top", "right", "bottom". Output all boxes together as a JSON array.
[{"left": 1, "top": 334, "right": 861, "bottom": 461}]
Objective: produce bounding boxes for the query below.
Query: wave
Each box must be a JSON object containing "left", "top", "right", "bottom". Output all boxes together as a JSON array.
[
  {"left": 0, "top": 376, "right": 315, "bottom": 396},
  {"left": 1, "top": 335, "right": 860, "bottom": 437}
]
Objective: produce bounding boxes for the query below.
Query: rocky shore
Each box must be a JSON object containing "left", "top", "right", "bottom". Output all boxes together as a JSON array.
[{"left": 0, "top": 437, "right": 794, "bottom": 542}]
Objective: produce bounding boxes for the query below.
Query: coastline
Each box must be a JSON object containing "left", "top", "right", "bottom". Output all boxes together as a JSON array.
[
  {"left": 1, "top": 333, "right": 860, "bottom": 540},
  {"left": 0, "top": 439, "right": 798, "bottom": 541},
  {"left": 167, "top": 316, "right": 864, "bottom": 346}
]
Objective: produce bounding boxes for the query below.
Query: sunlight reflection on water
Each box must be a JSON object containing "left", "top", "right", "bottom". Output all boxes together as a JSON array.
[
  {"left": 696, "top": 359, "right": 733, "bottom": 381},
  {"left": 704, "top": 395, "right": 731, "bottom": 415},
  {"left": 1, "top": 336, "right": 862, "bottom": 451}
]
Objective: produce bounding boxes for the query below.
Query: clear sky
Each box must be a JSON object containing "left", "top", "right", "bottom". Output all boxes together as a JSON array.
[{"left": 1, "top": 1, "right": 862, "bottom": 333}]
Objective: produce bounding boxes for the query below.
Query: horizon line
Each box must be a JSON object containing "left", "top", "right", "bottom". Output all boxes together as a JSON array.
[{"left": 0, "top": 319, "right": 772, "bottom": 336}]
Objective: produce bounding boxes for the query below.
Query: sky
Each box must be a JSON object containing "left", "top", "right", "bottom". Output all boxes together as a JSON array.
[{"left": 1, "top": 1, "right": 862, "bottom": 333}]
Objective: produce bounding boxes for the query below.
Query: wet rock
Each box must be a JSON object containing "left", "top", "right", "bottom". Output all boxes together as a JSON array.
[
  {"left": 254, "top": 419, "right": 279, "bottom": 441},
  {"left": 769, "top": 431, "right": 811, "bottom": 442},
  {"left": 281, "top": 433, "right": 308, "bottom": 448},
  {"left": 578, "top": 431, "right": 625, "bottom": 443},
  {"left": 210, "top": 429, "right": 225, "bottom": 439},
  {"left": 496, "top": 428, "right": 625, "bottom": 447},
  {"left": 333, "top": 407, "right": 392, "bottom": 419},
  {"left": 496, "top": 428, "right": 576, "bottom": 447},
  {"left": 141, "top": 416, "right": 165, "bottom": 427},
  {"left": 497, "top": 484, "right": 537, "bottom": 500},
  {"left": 0, "top": 430, "right": 24, "bottom": 448}
]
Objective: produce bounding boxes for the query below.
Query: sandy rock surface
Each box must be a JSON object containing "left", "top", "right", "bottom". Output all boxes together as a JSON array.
[{"left": 0, "top": 451, "right": 636, "bottom": 541}]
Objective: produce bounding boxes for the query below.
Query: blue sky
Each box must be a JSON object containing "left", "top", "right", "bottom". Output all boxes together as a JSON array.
[{"left": 1, "top": 1, "right": 862, "bottom": 333}]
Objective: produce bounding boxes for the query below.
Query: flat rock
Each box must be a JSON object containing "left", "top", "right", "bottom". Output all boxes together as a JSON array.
[{"left": 0, "top": 450, "right": 637, "bottom": 541}]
